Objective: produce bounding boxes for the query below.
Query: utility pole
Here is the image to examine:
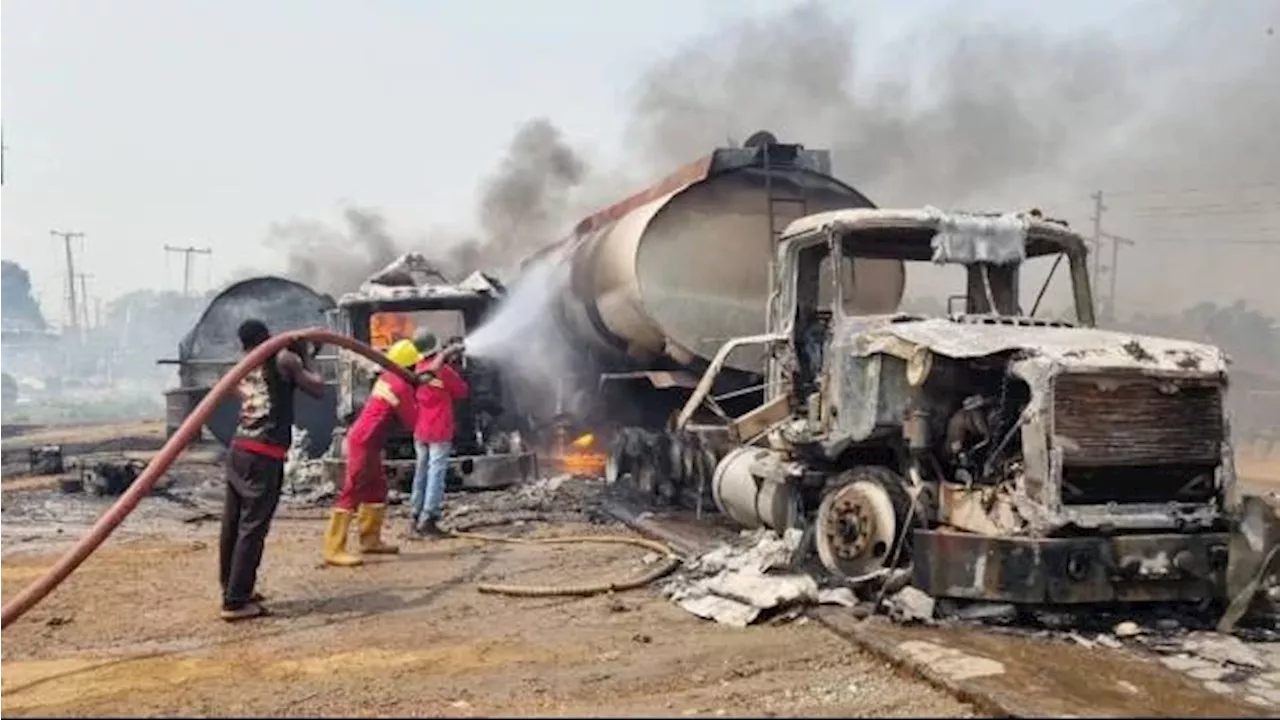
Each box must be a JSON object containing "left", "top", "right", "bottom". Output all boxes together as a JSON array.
[
  {"left": 1090, "top": 191, "right": 1106, "bottom": 295},
  {"left": 1100, "top": 232, "right": 1136, "bottom": 322},
  {"left": 50, "top": 230, "right": 85, "bottom": 339},
  {"left": 163, "top": 244, "right": 213, "bottom": 296},
  {"left": 77, "top": 273, "right": 93, "bottom": 330}
]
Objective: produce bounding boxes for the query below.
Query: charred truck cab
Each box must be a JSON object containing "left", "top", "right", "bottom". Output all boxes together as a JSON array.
[
  {"left": 324, "top": 262, "right": 535, "bottom": 493},
  {"left": 677, "top": 208, "right": 1236, "bottom": 605}
]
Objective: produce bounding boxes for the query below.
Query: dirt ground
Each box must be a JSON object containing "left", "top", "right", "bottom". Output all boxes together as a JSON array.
[
  {"left": 5, "top": 421, "right": 1278, "bottom": 718},
  {"left": 0, "top": 424, "right": 977, "bottom": 718},
  {"left": 1238, "top": 444, "right": 1280, "bottom": 494},
  {"left": 0, "top": 520, "right": 977, "bottom": 718}
]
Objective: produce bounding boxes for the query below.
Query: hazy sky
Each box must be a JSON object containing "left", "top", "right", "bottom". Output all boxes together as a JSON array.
[{"left": 2, "top": 0, "right": 1271, "bottom": 327}]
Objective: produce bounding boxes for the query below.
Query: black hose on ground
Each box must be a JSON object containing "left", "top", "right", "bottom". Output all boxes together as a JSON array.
[{"left": 449, "top": 530, "right": 681, "bottom": 597}]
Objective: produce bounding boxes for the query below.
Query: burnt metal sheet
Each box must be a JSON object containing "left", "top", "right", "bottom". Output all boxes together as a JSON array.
[
  {"left": 337, "top": 271, "right": 501, "bottom": 307},
  {"left": 1220, "top": 493, "right": 1280, "bottom": 630},
  {"left": 781, "top": 207, "right": 1087, "bottom": 259},
  {"left": 912, "top": 528, "right": 1231, "bottom": 604},
  {"left": 853, "top": 317, "right": 1228, "bottom": 375}
]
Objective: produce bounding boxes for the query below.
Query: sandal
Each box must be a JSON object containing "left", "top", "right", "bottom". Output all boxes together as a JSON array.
[{"left": 219, "top": 601, "right": 269, "bottom": 622}]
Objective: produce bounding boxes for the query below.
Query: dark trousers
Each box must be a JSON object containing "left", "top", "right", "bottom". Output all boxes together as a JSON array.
[{"left": 219, "top": 448, "right": 284, "bottom": 609}]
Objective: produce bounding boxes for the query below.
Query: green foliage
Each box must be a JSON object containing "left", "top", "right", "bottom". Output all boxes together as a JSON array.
[{"left": 1, "top": 260, "right": 48, "bottom": 330}]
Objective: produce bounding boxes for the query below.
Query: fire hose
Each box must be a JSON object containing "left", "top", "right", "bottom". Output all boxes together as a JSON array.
[
  {"left": 1, "top": 326, "right": 682, "bottom": 628},
  {"left": 0, "top": 327, "right": 417, "bottom": 630},
  {"left": 449, "top": 530, "right": 681, "bottom": 597}
]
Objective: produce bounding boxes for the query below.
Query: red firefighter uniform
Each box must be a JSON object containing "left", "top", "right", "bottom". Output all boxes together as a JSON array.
[{"left": 323, "top": 339, "right": 422, "bottom": 568}]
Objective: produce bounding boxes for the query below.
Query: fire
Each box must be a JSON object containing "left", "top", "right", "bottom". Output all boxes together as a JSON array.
[
  {"left": 369, "top": 312, "right": 417, "bottom": 350},
  {"left": 556, "top": 431, "right": 608, "bottom": 478}
]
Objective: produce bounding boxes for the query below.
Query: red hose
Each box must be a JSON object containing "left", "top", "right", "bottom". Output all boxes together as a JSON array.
[{"left": 1, "top": 327, "right": 416, "bottom": 629}]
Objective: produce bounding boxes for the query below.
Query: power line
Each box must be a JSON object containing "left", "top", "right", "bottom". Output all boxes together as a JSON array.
[
  {"left": 1096, "top": 181, "right": 1280, "bottom": 200},
  {"left": 1136, "top": 237, "right": 1280, "bottom": 246},
  {"left": 1036, "top": 184, "right": 1280, "bottom": 214},
  {"left": 163, "top": 244, "right": 213, "bottom": 296},
  {"left": 1121, "top": 206, "right": 1280, "bottom": 220}
]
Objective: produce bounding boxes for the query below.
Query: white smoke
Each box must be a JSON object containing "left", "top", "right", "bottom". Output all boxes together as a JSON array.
[{"left": 464, "top": 257, "right": 590, "bottom": 422}]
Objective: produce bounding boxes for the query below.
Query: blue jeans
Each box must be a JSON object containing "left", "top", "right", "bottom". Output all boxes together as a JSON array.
[{"left": 410, "top": 441, "right": 452, "bottom": 523}]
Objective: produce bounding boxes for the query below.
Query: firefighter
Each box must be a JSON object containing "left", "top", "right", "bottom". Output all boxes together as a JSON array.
[
  {"left": 322, "top": 338, "right": 422, "bottom": 567},
  {"left": 408, "top": 331, "right": 468, "bottom": 537}
]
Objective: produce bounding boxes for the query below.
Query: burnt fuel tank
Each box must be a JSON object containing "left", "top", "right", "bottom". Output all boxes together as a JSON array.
[
  {"left": 173, "top": 276, "right": 338, "bottom": 457},
  {"left": 525, "top": 134, "right": 906, "bottom": 375}
]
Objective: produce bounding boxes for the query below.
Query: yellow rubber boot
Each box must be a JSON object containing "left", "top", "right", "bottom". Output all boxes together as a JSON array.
[
  {"left": 323, "top": 509, "right": 363, "bottom": 567},
  {"left": 357, "top": 503, "right": 400, "bottom": 555}
]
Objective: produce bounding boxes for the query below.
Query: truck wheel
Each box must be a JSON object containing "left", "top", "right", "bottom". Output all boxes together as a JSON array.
[{"left": 815, "top": 466, "right": 915, "bottom": 579}]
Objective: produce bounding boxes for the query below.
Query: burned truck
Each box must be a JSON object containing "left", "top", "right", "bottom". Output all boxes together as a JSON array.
[
  {"left": 664, "top": 207, "right": 1237, "bottom": 605},
  {"left": 322, "top": 256, "right": 536, "bottom": 492}
]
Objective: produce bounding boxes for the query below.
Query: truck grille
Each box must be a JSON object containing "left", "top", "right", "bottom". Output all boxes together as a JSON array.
[
  {"left": 1053, "top": 374, "right": 1223, "bottom": 505},
  {"left": 1053, "top": 374, "right": 1223, "bottom": 466}
]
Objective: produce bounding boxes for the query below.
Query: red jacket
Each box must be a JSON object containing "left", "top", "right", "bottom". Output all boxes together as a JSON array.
[
  {"left": 412, "top": 356, "right": 468, "bottom": 443},
  {"left": 348, "top": 370, "right": 417, "bottom": 446}
]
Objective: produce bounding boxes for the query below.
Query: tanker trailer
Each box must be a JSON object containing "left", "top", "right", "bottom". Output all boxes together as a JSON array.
[
  {"left": 516, "top": 131, "right": 906, "bottom": 502},
  {"left": 159, "top": 276, "right": 339, "bottom": 458}
]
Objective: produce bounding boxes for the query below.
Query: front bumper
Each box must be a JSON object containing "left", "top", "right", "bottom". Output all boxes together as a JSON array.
[{"left": 911, "top": 528, "right": 1231, "bottom": 604}]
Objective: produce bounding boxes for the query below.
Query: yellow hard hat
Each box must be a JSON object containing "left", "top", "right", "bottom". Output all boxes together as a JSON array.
[{"left": 386, "top": 339, "right": 423, "bottom": 369}]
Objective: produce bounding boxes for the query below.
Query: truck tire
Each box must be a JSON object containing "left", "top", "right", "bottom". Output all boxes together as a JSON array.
[{"left": 815, "top": 465, "right": 918, "bottom": 578}]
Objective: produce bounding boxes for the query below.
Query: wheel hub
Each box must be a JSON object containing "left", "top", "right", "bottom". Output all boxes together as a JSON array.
[{"left": 815, "top": 478, "right": 900, "bottom": 578}]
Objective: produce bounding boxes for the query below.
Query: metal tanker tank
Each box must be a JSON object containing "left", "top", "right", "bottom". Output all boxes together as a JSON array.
[
  {"left": 161, "top": 276, "right": 339, "bottom": 458},
  {"left": 528, "top": 132, "right": 906, "bottom": 376}
]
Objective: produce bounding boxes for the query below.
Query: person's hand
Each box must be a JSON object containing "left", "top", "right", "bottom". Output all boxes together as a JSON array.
[{"left": 442, "top": 342, "right": 465, "bottom": 359}]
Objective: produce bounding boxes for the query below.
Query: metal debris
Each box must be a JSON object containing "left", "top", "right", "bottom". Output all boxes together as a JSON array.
[
  {"left": 884, "top": 586, "right": 936, "bottom": 624},
  {"left": 29, "top": 445, "right": 64, "bottom": 475},
  {"left": 1182, "top": 632, "right": 1268, "bottom": 669},
  {"left": 937, "top": 600, "right": 1018, "bottom": 624},
  {"left": 1113, "top": 620, "right": 1142, "bottom": 638},
  {"left": 661, "top": 528, "right": 861, "bottom": 627},
  {"left": 281, "top": 426, "right": 336, "bottom": 505},
  {"left": 83, "top": 459, "right": 146, "bottom": 496}
]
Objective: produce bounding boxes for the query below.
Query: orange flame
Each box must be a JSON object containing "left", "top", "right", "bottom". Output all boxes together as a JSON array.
[
  {"left": 369, "top": 312, "right": 417, "bottom": 351},
  {"left": 556, "top": 432, "right": 608, "bottom": 478}
]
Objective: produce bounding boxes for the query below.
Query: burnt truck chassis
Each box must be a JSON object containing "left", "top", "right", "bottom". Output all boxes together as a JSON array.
[
  {"left": 322, "top": 275, "right": 536, "bottom": 495},
  {"left": 601, "top": 208, "right": 1237, "bottom": 607}
]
